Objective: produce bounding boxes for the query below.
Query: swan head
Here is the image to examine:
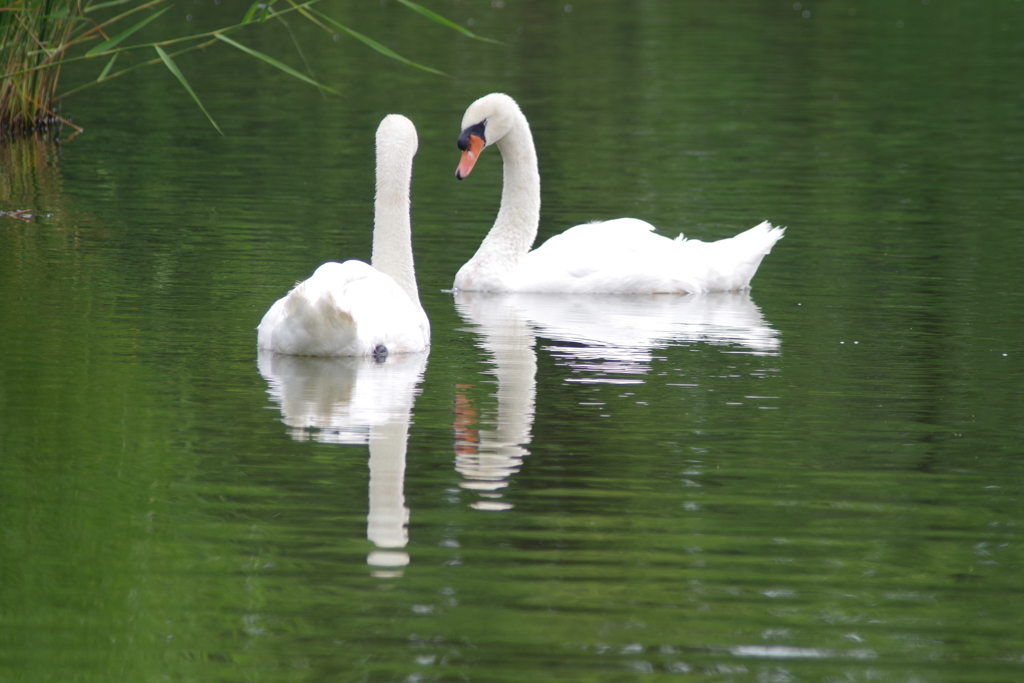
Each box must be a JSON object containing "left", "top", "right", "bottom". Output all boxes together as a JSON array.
[
  {"left": 456, "top": 93, "right": 522, "bottom": 180},
  {"left": 377, "top": 113, "right": 419, "bottom": 161}
]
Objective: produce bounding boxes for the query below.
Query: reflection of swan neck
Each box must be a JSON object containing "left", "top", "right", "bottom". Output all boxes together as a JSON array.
[
  {"left": 489, "top": 324, "right": 537, "bottom": 450},
  {"left": 372, "top": 114, "right": 420, "bottom": 305},
  {"left": 453, "top": 293, "right": 537, "bottom": 509},
  {"left": 366, "top": 416, "right": 411, "bottom": 551}
]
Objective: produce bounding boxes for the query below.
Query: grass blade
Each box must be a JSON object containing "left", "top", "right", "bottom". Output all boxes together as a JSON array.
[
  {"left": 214, "top": 33, "right": 338, "bottom": 93},
  {"left": 98, "top": 53, "right": 118, "bottom": 81},
  {"left": 307, "top": 8, "right": 447, "bottom": 76},
  {"left": 86, "top": 6, "right": 171, "bottom": 56},
  {"left": 84, "top": 0, "right": 139, "bottom": 14},
  {"left": 154, "top": 45, "right": 223, "bottom": 135},
  {"left": 242, "top": 1, "right": 271, "bottom": 23},
  {"left": 393, "top": 0, "right": 502, "bottom": 44},
  {"left": 242, "top": 2, "right": 261, "bottom": 23}
]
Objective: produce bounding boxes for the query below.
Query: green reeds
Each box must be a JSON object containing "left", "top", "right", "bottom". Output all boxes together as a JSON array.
[
  {"left": 1, "top": 0, "right": 80, "bottom": 139},
  {"left": 1, "top": 0, "right": 496, "bottom": 141}
]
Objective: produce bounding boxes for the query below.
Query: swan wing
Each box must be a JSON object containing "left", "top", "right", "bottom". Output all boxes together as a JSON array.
[{"left": 512, "top": 218, "right": 783, "bottom": 294}]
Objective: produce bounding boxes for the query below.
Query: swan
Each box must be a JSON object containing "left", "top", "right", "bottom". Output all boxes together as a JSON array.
[
  {"left": 257, "top": 114, "right": 430, "bottom": 358},
  {"left": 453, "top": 93, "right": 785, "bottom": 294}
]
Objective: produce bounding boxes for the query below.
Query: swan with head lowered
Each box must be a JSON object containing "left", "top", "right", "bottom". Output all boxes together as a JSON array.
[
  {"left": 453, "top": 93, "right": 784, "bottom": 294},
  {"left": 257, "top": 114, "right": 430, "bottom": 358}
]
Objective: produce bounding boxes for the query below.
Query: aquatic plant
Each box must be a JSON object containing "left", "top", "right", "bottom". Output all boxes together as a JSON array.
[
  {"left": 0, "top": 0, "right": 494, "bottom": 140},
  {"left": 1, "top": 0, "right": 78, "bottom": 138}
]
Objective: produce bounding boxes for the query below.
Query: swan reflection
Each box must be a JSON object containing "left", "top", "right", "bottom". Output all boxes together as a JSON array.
[
  {"left": 511, "top": 291, "right": 780, "bottom": 382},
  {"left": 452, "top": 293, "right": 537, "bottom": 512},
  {"left": 453, "top": 291, "right": 779, "bottom": 507},
  {"left": 257, "top": 350, "right": 428, "bottom": 575}
]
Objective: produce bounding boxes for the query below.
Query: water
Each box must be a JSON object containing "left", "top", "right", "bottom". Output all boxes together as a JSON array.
[{"left": 2, "top": 1, "right": 1023, "bottom": 681}]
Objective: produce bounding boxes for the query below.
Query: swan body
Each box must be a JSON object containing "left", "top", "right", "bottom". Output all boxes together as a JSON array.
[
  {"left": 258, "top": 114, "right": 430, "bottom": 356},
  {"left": 453, "top": 93, "right": 784, "bottom": 294}
]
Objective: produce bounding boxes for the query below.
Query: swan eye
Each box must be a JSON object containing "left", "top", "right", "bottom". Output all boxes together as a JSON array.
[{"left": 458, "top": 121, "right": 486, "bottom": 150}]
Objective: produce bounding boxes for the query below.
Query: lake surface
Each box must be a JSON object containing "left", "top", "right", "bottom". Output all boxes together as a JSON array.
[{"left": 2, "top": 1, "right": 1023, "bottom": 681}]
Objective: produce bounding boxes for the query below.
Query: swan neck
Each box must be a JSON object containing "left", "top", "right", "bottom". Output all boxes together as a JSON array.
[
  {"left": 479, "top": 116, "right": 540, "bottom": 267},
  {"left": 372, "top": 149, "right": 420, "bottom": 305}
]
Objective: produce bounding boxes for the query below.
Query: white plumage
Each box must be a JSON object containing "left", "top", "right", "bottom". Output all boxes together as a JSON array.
[
  {"left": 453, "top": 93, "right": 784, "bottom": 294},
  {"left": 258, "top": 114, "right": 430, "bottom": 357}
]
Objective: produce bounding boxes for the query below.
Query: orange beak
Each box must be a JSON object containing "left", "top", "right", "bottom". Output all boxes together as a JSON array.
[{"left": 456, "top": 134, "right": 485, "bottom": 180}]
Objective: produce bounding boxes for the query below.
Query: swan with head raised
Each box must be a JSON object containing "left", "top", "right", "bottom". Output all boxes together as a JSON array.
[
  {"left": 258, "top": 114, "right": 430, "bottom": 357},
  {"left": 454, "top": 93, "right": 784, "bottom": 294}
]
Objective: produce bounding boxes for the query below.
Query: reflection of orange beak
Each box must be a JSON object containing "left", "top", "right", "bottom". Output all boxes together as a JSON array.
[
  {"left": 453, "top": 384, "right": 479, "bottom": 455},
  {"left": 456, "top": 135, "right": 485, "bottom": 180}
]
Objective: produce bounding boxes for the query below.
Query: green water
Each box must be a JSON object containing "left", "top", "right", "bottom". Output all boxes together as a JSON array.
[{"left": 2, "top": 1, "right": 1023, "bottom": 681}]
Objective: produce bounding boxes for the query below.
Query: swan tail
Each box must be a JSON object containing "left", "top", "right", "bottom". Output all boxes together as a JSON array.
[
  {"left": 302, "top": 288, "right": 360, "bottom": 352},
  {"left": 671, "top": 221, "right": 785, "bottom": 292},
  {"left": 732, "top": 221, "right": 786, "bottom": 250},
  {"left": 258, "top": 281, "right": 360, "bottom": 356}
]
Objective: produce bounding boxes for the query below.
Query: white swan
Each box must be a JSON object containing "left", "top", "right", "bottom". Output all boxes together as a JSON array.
[
  {"left": 257, "top": 114, "right": 430, "bottom": 357},
  {"left": 453, "top": 93, "right": 785, "bottom": 294}
]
